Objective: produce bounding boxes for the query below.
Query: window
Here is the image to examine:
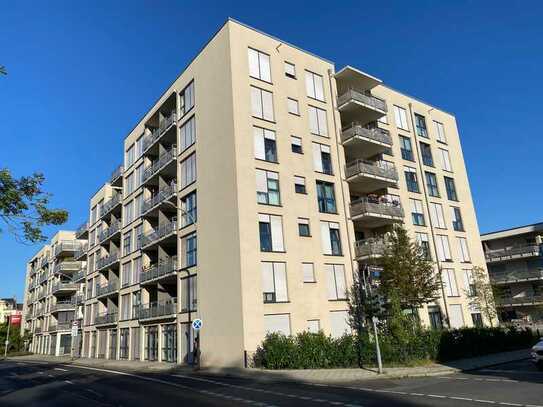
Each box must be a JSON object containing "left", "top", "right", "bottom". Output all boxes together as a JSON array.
[
  {"left": 321, "top": 221, "right": 342, "bottom": 255},
  {"left": 463, "top": 269, "right": 476, "bottom": 297},
  {"left": 125, "top": 144, "right": 135, "bottom": 168},
  {"left": 298, "top": 218, "right": 311, "bottom": 237},
  {"left": 420, "top": 142, "right": 434, "bottom": 166},
  {"left": 329, "top": 310, "right": 349, "bottom": 338},
  {"left": 135, "top": 136, "right": 143, "bottom": 158},
  {"left": 399, "top": 136, "right": 414, "bottom": 161},
  {"left": 414, "top": 113, "right": 428, "bottom": 138},
  {"left": 180, "top": 275, "right": 197, "bottom": 312},
  {"left": 429, "top": 202, "right": 446, "bottom": 229},
  {"left": 287, "top": 98, "right": 300, "bottom": 115},
  {"left": 316, "top": 181, "right": 337, "bottom": 213},
  {"left": 444, "top": 177, "right": 458, "bottom": 201},
  {"left": 162, "top": 324, "right": 177, "bottom": 363},
  {"left": 132, "top": 256, "right": 142, "bottom": 284},
  {"left": 410, "top": 198, "right": 425, "bottom": 226},
  {"left": 251, "top": 86, "right": 274, "bottom": 121},
  {"left": 181, "top": 191, "right": 197, "bottom": 227},
  {"left": 284, "top": 61, "right": 296, "bottom": 78},
  {"left": 261, "top": 262, "right": 288, "bottom": 303},
  {"left": 256, "top": 169, "right": 280, "bottom": 205},
  {"left": 428, "top": 306, "right": 443, "bottom": 330},
  {"left": 124, "top": 201, "right": 134, "bottom": 226},
  {"left": 416, "top": 232, "right": 431, "bottom": 259},
  {"left": 302, "top": 263, "right": 315, "bottom": 283},
  {"left": 123, "top": 231, "right": 132, "bottom": 255},
  {"left": 433, "top": 121, "right": 446, "bottom": 143},
  {"left": 307, "top": 320, "right": 320, "bottom": 333},
  {"left": 253, "top": 127, "right": 277, "bottom": 162},
  {"left": 248, "top": 48, "right": 271, "bottom": 82},
  {"left": 435, "top": 235, "right": 452, "bottom": 261},
  {"left": 471, "top": 313, "right": 483, "bottom": 327},
  {"left": 451, "top": 207, "right": 464, "bottom": 231},
  {"left": 404, "top": 167, "right": 419, "bottom": 193},
  {"left": 442, "top": 268, "right": 459, "bottom": 297},
  {"left": 259, "top": 214, "right": 284, "bottom": 252},
  {"left": 125, "top": 172, "right": 134, "bottom": 196},
  {"left": 180, "top": 81, "right": 194, "bottom": 116},
  {"left": 291, "top": 136, "right": 303, "bottom": 154},
  {"left": 294, "top": 176, "right": 306, "bottom": 194},
  {"left": 181, "top": 233, "right": 197, "bottom": 268},
  {"left": 378, "top": 114, "right": 389, "bottom": 124},
  {"left": 312, "top": 143, "right": 333, "bottom": 174},
  {"left": 264, "top": 314, "right": 291, "bottom": 336},
  {"left": 305, "top": 71, "right": 325, "bottom": 101},
  {"left": 91, "top": 205, "right": 97, "bottom": 224},
  {"left": 457, "top": 237, "right": 471, "bottom": 262},
  {"left": 439, "top": 148, "right": 452, "bottom": 172},
  {"left": 308, "top": 106, "right": 328, "bottom": 136},
  {"left": 134, "top": 193, "right": 143, "bottom": 217},
  {"left": 326, "top": 264, "right": 346, "bottom": 300},
  {"left": 180, "top": 116, "right": 196, "bottom": 152},
  {"left": 425, "top": 172, "right": 440, "bottom": 197},
  {"left": 180, "top": 153, "right": 196, "bottom": 189},
  {"left": 121, "top": 294, "right": 131, "bottom": 320},
  {"left": 393, "top": 105, "right": 409, "bottom": 130}
]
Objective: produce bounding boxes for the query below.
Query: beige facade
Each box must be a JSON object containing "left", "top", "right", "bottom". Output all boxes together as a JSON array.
[{"left": 22, "top": 18, "right": 489, "bottom": 367}]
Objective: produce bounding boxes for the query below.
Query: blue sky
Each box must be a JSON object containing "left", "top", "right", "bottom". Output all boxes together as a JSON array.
[{"left": 1, "top": 1, "right": 542, "bottom": 300}]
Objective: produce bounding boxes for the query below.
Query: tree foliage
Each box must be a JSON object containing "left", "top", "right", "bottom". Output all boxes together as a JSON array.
[
  {"left": 0, "top": 169, "right": 68, "bottom": 243},
  {"left": 467, "top": 265, "right": 498, "bottom": 327}
]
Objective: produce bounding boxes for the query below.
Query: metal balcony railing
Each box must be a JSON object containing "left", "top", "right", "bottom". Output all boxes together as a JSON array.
[
  {"left": 355, "top": 238, "right": 387, "bottom": 259},
  {"left": 95, "top": 312, "right": 118, "bottom": 325},
  {"left": 71, "top": 269, "right": 86, "bottom": 282},
  {"left": 54, "top": 261, "right": 82, "bottom": 274},
  {"left": 140, "top": 257, "right": 177, "bottom": 283},
  {"left": 100, "top": 193, "right": 122, "bottom": 218},
  {"left": 485, "top": 245, "right": 541, "bottom": 262},
  {"left": 98, "top": 221, "right": 121, "bottom": 243},
  {"left": 142, "top": 112, "right": 177, "bottom": 152},
  {"left": 34, "top": 327, "right": 42, "bottom": 334},
  {"left": 52, "top": 282, "right": 78, "bottom": 294},
  {"left": 95, "top": 281, "right": 118, "bottom": 297},
  {"left": 75, "top": 221, "right": 89, "bottom": 238},
  {"left": 141, "top": 182, "right": 177, "bottom": 215},
  {"left": 96, "top": 252, "right": 120, "bottom": 270},
  {"left": 490, "top": 269, "right": 543, "bottom": 284},
  {"left": 53, "top": 241, "right": 79, "bottom": 257},
  {"left": 135, "top": 299, "right": 177, "bottom": 320},
  {"left": 495, "top": 295, "right": 543, "bottom": 306},
  {"left": 74, "top": 242, "right": 88, "bottom": 259},
  {"left": 350, "top": 197, "right": 404, "bottom": 220},
  {"left": 345, "top": 160, "right": 398, "bottom": 181},
  {"left": 38, "top": 274, "right": 48, "bottom": 283},
  {"left": 337, "top": 89, "right": 387, "bottom": 112},
  {"left": 51, "top": 301, "right": 76, "bottom": 312},
  {"left": 74, "top": 294, "right": 84, "bottom": 304},
  {"left": 141, "top": 219, "right": 177, "bottom": 248},
  {"left": 341, "top": 123, "right": 392, "bottom": 146},
  {"left": 142, "top": 147, "right": 177, "bottom": 183},
  {"left": 110, "top": 164, "right": 124, "bottom": 183}
]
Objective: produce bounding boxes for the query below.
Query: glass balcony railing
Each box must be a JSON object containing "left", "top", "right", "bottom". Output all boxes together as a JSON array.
[
  {"left": 100, "top": 193, "right": 122, "bottom": 218},
  {"left": 495, "top": 295, "right": 543, "bottom": 306},
  {"left": 485, "top": 245, "right": 541, "bottom": 262},
  {"left": 53, "top": 241, "right": 79, "bottom": 257},
  {"left": 350, "top": 197, "right": 404, "bottom": 220},
  {"left": 52, "top": 282, "right": 78, "bottom": 294},
  {"left": 490, "top": 269, "right": 543, "bottom": 284},
  {"left": 341, "top": 123, "right": 392, "bottom": 146},
  {"left": 355, "top": 238, "right": 387, "bottom": 259},
  {"left": 337, "top": 89, "right": 387, "bottom": 112},
  {"left": 110, "top": 164, "right": 124, "bottom": 184},
  {"left": 140, "top": 257, "right": 177, "bottom": 283},
  {"left": 95, "top": 312, "right": 118, "bottom": 325},
  {"left": 75, "top": 221, "right": 89, "bottom": 239},
  {"left": 141, "top": 219, "right": 177, "bottom": 248},
  {"left": 142, "top": 112, "right": 177, "bottom": 152},
  {"left": 142, "top": 147, "right": 177, "bottom": 183},
  {"left": 96, "top": 252, "right": 120, "bottom": 270},
  {"left": 135, "top": 299, "right": 177, "bottom": 320},
  {"left": 345, "top": 160, "right": 398, "bottom": 182},
  {"left": 98, "top": 221, "right": 121, "bottom": 243},
  {"left": 53, "top": 261, "right": 83, "bottom": 275},
  {"left": 141, "top": 182, "right": 177, "bottom": 215},
  {"left": 95, "top": 281, "right": 118, "bottom": 298},
  {"left": 50, "top": 301, "right": 76, "bottom": 313}
]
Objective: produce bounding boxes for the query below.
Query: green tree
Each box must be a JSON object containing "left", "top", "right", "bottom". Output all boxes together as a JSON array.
[
  {"left": 0, "top": 65, "right": 6, "bottom": 75},
  {"left": 0, "top": 169, "right": 68, "bottom": 243},
  {"left": 467, "top": 265, "right": 498, "bottom": 327}
]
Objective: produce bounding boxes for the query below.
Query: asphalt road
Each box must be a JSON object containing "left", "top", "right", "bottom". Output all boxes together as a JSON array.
[{"left": 0, "top": 358, "right": 541, "bottom": 406}]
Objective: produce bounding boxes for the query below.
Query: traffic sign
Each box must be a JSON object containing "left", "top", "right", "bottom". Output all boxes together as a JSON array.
[{"left": 192, "top": 318, "right": 202, "bottom": 331}]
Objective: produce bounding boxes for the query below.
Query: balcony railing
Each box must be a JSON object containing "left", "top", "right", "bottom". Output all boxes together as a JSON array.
[
  {"left": 96, "top": 281, "right": 118, "bottom": 298},
  {"left": 141, "top": 219, "right": 177, "bottom": 248},
  {"left": 34, "top": 327, "right": 42, "bottom": 334},
  {"left": 53, "top": 241, "right": 79, "bottom": 257},
  {"left": 98, "top": 221, "right": 121, "bottom": 243},
  {"left": 495, "top": 295, "right": 543, "bottom": 306},
  {"left": 95, "top": 312, "right": 118, "bottom": 325},
  {"left": 345, "top": 160, "right": 398, "bottom": 182},
  {"left": 75, "top": 221, "right": 89, "bottom": 239},
  {"left": 38, "top": 274, "right": 48, "bottom": 283},
  {"left": 52, "top": 282, "right": 78, "bottom": 294},
  {"left": 135, "top": 299, "right": 177, "bottom": 320},
  {"left": 490, "top": 269, "right": 543, "bottom": 284},
  {"left": 100, "top": 193, "right": 122, "bottom": 218},
  {"left": 142, "top": 147, "right": 177, "bottom": 183},
  {"left": 140, "top": 257, "right": 177, "bottom": 283},
  {"left": 350, "top": 197, "right": 404, "bottom": 220},
  {"left": 74, "top": 294, "right": 84, "bottom": 304},
  {"left": 74, "top": 243, "right": 88, "bottom": 260},
  {"left": 141, "top": 182, "right": 177, "bottom": 215},
  {"left": 71, "top": 269, "right": 86, "bottom": 282},
  {"left": 51, "top": 301, "right": 76, "bottom": 312},
  {"left": 337, "top": 89, "right": 387, "bottom": 112},
  {"left": 96, "top": 252, "right": 120, "bottom": 270},
  {"left": 110, "top": 164, "right": 124, "bottom": 183},
  {"left": 341, "top": 123, "right": 392, "bottom": 146},
  {"left": 485, "top": 245, "right": 541, "bottom": 262},
  {"left": 355, "top": 238, "right": 387, "bottom": 259},
  {"left": 142, "top": 112, "right": 177, "bottom": 152},
  {"left": 54, "top": 261, "right": 82, "bottom": 275}
]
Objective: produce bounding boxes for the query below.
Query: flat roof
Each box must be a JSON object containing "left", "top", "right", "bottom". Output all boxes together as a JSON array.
[{"left": 481, "top": 222, "right": 543, "bottom": 241}]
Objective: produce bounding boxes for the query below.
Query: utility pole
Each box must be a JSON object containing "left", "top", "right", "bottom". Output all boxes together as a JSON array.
[
  {"left": 362, "top": 265, "right": 383, "bottom": 374},
  {"left": 4, "top": 315, "right": 11, "bottom": 359}
]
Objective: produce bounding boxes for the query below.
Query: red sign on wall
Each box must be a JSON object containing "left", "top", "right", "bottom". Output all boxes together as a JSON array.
[{"left": 10, "top": 313, "right": 21, "bottom": 326}]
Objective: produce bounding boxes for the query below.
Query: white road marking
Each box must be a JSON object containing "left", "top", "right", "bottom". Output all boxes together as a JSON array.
[
  {"left": 474, "top": 400, "right": 496, "bottom": 404},
  {"left": 54, "top": 368, "right": 68, "bottom": 372},
  {"left": 499, "top": 403, "right": 523, "bottom": 406},
  {"left": 64, "top": 380, "right": 73, "bottom": 384},
  {"left": 480, "top": 369, "right": 542, "bottom": 375},
  {"left": 438, "top": 376, "right": 518, "bottom": 383}
]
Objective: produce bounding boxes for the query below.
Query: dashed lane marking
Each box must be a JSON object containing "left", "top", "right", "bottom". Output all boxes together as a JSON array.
[{"left": 54, "top": 368, "right": 68, "bottom": 372}]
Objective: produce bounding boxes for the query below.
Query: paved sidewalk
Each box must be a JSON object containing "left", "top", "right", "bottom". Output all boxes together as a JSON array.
[{"left": 6, "top": 348, "right": 531, "bottom": 384}]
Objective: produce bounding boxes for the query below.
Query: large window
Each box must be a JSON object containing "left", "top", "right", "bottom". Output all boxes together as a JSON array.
[
  {"left": 316, "top": 181, "right": 336, "bottom": 214},
  {"left": 135, "top": 164, "right": 143, "bottom": 189},
  {"left": 325, "top": 264, "right": 346, "bottom": 300},
  {"left": 251, "top": 86, "right": 274, "bottom": 121},
  {"left": 419, "top": 142, "right": 434, "bottom": 166},
  {"left": 132, "top": 256, "right": 142, "bottom": 284},
  {"left": 122, "top": 262, "right": 131, "bottom": 288},
  {"left": 414, "top": 113, "right": 428, "bottom": 138},
  {"left": 121, "top": 294, "right": 131, "bottom": 320},
  {"left": 410, "top": 198, "right": 425, "bottom": 226},
  {"left": 451, "top": 207, "right": 464, "bottom": 231},
  {"left": 442, "top": 268, "right": 459, "bottom": 297},
  {"left": 123, "top": 201, "right": 134, "bottom": 226},
  {"left": 321, "top": 221, "right": 342, "bottom": 256},
  {"left": 253, "top": 127, "right": 277, "bottom": 162},
  {"left": 302, "top": 263, "right": 316, "bottom": 283},
  {"left": 261, "top": 262, "right": 288, "bottom": 303},
  {"left": 400, "top": 136, "right": 414, "bottom": 161},
  {"left": 330, "top": 310, "right": 350, "bottom": 338},
  {"left": 123, "top": 231, "right": 132, "bottom": 255},
  {"left": 457, "top": 237, "right": 471, "bottom": 262},
  {"left": 439, "top": 148, "right": 452, "bottom": 172},
  {"left": 125, "top": 172, "right": 134, "bottom": 196},
  {"left": 404, "top": 167, "right": 419, "bottom": 193},
  {"left": 264, "top": 314, "right": 291, "bottom": 336},
  {"left": 287, "top": 98, "right": 300, "bottom": 115},
  {"left": 429, "top": 202, "right": 446, "bottom": 229},
  {"left": 248, "top": 48, "right": 271, "bottom": 82},
  {"left": 181, "top": 233, "right": 197, "bottom": 268},
  {"left": 259, "top": 214, "right": 284, "bottom": 252},
  {"left": 119, "top": 328, "right": 130, "bottom": 359},
  {"left": 435, "top": 235, "right": 452, "bottom": 261},
  {"left": 308, "top": 106, "right": 328, "bottom": 136},
  {"left": 256, "top": 169, "right": 280, "bottom": 205},
  {"left": 180, "top": 153, "right": 196, "bottom": 189},
  {"left": 312, "top": 142, "right": 332, "bottom": 175},
  {"left": 428, "top": 306, "right": 443, "bottom": 330},
  {"left": 125, "top": 144, "right": 135, "bottom": 168},
  {"left": 444, "top": 177, "right": 458, "bottom": 201},
  {"left": 394, "top": 105, "right": 409, "bottom": 130},
  {"left": 425, "top": 172, "right": 440, "bottom": 197},
  {"left": 180, "top": 81, "right": 194, "bottom": 116},
  {"left": 181, "top": 191, "right": 197, "bottom": 227},
  {"left": 161, "top": 324, "right": 177, "bottom": 363},
  {"left": 433, "top": 120, "right": 446, "bottom": 143},
  {"left": 415, "top": 232, "right": 431, "bottom": 259},
  {"left": 180, "top": 116, "right": 196, "bottom": 152},
  {"left": 180, "top": 275, "right": 197, "bottom": 312},
  {"left": 305, "top": 70, "right": 325, "bottom": 101}
]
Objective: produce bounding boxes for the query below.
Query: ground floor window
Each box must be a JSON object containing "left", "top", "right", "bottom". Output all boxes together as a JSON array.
[
  {"left": 145, "top": 326, "right": 158, "bottom": 361},
  {"left": 59, "top": 334, "right": 71, "bottom": 355},
  {"left": 109, "top": 329, "right": 117, "bottom": 360},
  {"left": 428, "top": 306, "right": 443, "bottom": 330},
  {"left": 180, "top": 323, "right": 194, "bottom": 365},
  {"left": 98, "top": 330, "right": 107, "bottom": 359},
  {"left": 162, "top": 324, "right": 177, "bottom": 363},
  {"left": 131, "top": 327, "right": 140, "bottom": 361},
  {"left": 471, "top": 312, "right": 483, "bottom": 327},
  {"left": 119, "top": 328, "right": 129, "bottom": 359},
  {"left": 49, "top": 334, "right": 56, "bottom": 356}
]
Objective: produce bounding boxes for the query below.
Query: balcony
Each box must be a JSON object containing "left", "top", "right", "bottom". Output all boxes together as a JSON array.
[
  {"left": 71, "top": 269, "right": 86, "bottom": 283},
  {"left": 341, "top": 123, "right": 392, "bottom": 159},
  {"left": 52, "top": 282, "right": 78, "bottom": 295},
  {"left": 96, "top": 252, "right": 120, "bottom": 271},
  {"left": 485, "top": 245, "right": 541, "bottom": 263},
  {"left": 141, "top": 147, "right": 177, "bottom": 186},
  {"left": 38, "top": 274, "right": 48, "bottom": 284},
  {"left": 141, "top": 182, "right": 177, "bottom": 217},
  {"left": 490, "top": 269, "right": 543, "bottom": 285},
  {"left": 53, "top": 241, "right": 78, "bottom": 258},
  {"left": 345, "top": 160, "right": 398, "bottom": 194},
  {"left": 355, "top": 238, "right": 387, "bottom": 261},
  {"left": 51, "top": 301, "right": 76, "bottom": 313},
  {"left": 74, "top": 243, "right": 88, "bottom": 260},
  {"left": 74, "top": 294, "right": 84, "bottom": 305},
  {"left": 75, "top": 221, "right": 89, "bottom": 239},
  {"left": 34, "top": 327, "right": 42, "bottom": 334},
  {"left": 96, "top": 281, "right": 118, "bottom": 299},
  {"left": 100, "top": 193, "right": 122, "bottom": 219},
  {"left": 135, "top": 299, "right": 177, "bottom": 321},
  {"left": 53, "top": 261, "right": 83, "bottom": 275},
  {"left": 95, "top": 312, "right": 118, "bottom": 326},
  {"left": 142, "top": 112, "right": 177, "bottom": 154},
  {"left": 350, "top": 197, "right": 403, "bottom": 228},
  {"left": 337, "top": 89, "right": 387, "bottom": 125},
  {"left": 141, "top": 219, "right": 177, "bottom": 249},
  {"left": 495, "top": 295, "right": 543, "bottom": 307},
  {"left": 110, "top": 164, "right": 124, "bottom": 187},
  {"left": 98, "top": 221, "right": 121, "bottom": 244},
  {"left": 140, "top": 257, "right": 177, "bottom": 284}
]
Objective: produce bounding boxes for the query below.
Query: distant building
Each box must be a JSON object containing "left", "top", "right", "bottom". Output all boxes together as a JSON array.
[
  {"left": 0, "top": 298, "right": 22, "bottom": 324},
  {"left": 481, "top": 222, "right": 543, "bottom": 328}
]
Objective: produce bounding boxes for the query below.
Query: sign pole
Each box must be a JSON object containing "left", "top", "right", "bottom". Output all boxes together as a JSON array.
[
  {"left": 4, "top": 315, "right": 11, "bottom": 359},
  {"left": 372, "top": 316, "right": 383, "bottom": 374}
]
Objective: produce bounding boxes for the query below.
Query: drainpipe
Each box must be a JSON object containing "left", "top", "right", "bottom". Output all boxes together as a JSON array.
[{"left": 407, "top": 103, "right": 450, "bottom": 328}]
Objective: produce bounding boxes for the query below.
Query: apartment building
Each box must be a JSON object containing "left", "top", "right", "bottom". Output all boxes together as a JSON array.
[
  {"left": 22, "top": 18, "right": 489, "bottom": 367},
  {"left": 481, "top": 223, "right": 543, "bottom": 328}
]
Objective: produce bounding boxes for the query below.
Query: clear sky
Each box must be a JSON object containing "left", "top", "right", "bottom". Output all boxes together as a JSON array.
[{"left": 1, "top": 1, "right": 542, "bottom": 301}]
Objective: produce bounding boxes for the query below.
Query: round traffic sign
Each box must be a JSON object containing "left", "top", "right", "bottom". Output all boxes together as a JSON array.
[{"left": 192, "top": 318, "right": 203, "bottom": 331}]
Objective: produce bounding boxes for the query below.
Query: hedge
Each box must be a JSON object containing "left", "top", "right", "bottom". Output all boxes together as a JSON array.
[{"left": 254, "top": 326, "right": 539, "bottom": 369}]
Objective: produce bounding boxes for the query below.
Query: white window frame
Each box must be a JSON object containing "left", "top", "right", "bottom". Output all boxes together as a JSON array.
[
  {"left": 429, "top": 202, "right": 446, "bottom": 229},
  {"left": 302, "top": 263, "right": 315, "bottom": 283},
  {"left": 253, "top": 126, "right": 276, "bottom": 162},
  {"left": 256, "top": 169, "right": 280, "bottom": 205},
  {"left": 434, "top": 120, "right": 447, "bottom": 143},
  {"left": 457, "top": 237, "right": 471, "bottom": 262},
  {"left": 264, "top": 314, "right": 291, "bottom": 336},
  {"left": 393, "top": 105, "right": 409, "bottom": 130},
  {"left": 435, "top": 235, "right": 452, "bottom": 261},
  {"left": 325, "top": 264, "right": 347, "bottom": 300},
  {"left": 312, "top": 142, "right": 332, "bottom": 174},
  {"left": 442, "top": 268, "right": 459, "bottom": 297},
  {"left": 320, "top": 221, "right": 341, "bottom": 255},
  {"left": 180, "top": 153, "right": 196, "bottom": 189},
  {"left": 180, "top": 115, "right": 196, "bottom": 152},
  {"left": 308, "top": 105, "right": 328, "bottom": 136},
  {"left": 439, "top": 148, "right": 452, "bottom": 172},
  {"left": 259, "top": 213, "right": 284, "bottom": 252},
  {"left": 248, "top": 48, "right": 271, "bottom": 83},
  {"left": 261, "top": 262, "right": 288, "bottom": 302},
  {"left": 284, "top": 61, "right": 296, "bottom": 78},
  {"left": 305, "top": 70, "right": 325, "bottom": 101},
  {"left": 251, "top": 86, "right": 274, "bottom": 122},
  {"left": 287, "top": 97, "right": 300, "bottom": 115}
]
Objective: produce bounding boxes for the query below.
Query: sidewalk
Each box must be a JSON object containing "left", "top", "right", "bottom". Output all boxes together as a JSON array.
[{"left": 7, "top": 348, "right": 531, "bottom": 384}]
